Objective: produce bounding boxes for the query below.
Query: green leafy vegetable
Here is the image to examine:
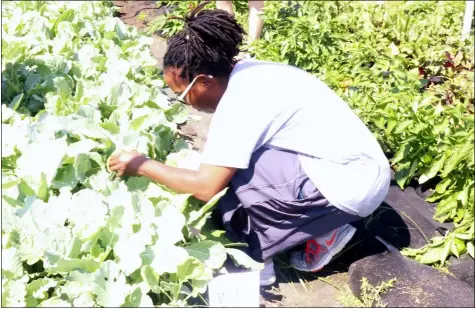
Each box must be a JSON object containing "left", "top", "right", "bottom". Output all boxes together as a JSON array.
[{"left": 1, "top": 1, "right": 258, "bottom": 306}]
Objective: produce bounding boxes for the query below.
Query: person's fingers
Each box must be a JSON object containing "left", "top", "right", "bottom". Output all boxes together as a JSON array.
[
  {"left": 108, "top": 156, "right": 119, "bottom": 166},
  {"left": 117, "top": 162, "right": 127, "bottom": 177},
  {"left": 109, "top": 162, "right": 121, "bottom": 172}
]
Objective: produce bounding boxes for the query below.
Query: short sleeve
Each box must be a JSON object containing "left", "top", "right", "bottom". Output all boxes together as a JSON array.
[{"left": 200, "top": 92, "right": 276, "bottom": 169}]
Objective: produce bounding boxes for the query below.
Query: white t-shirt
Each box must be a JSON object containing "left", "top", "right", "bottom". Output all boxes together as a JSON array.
[{"left": 200, "top": 60, "right": 391, "bottom": 217}]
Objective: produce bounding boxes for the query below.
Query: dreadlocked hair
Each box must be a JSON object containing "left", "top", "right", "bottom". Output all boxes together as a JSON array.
[{"left": 163, "top": 1, "right": 245, "bottom": 82}]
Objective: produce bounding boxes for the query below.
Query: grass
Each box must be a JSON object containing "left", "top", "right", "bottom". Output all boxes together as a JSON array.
[{"left": 335, "top": 277, "right": 397, "bottom": 308}]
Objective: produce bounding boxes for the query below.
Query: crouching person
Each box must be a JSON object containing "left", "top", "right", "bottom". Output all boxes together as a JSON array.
[{"left": 108, "top": 2, "right": 391, "bottom": 286}]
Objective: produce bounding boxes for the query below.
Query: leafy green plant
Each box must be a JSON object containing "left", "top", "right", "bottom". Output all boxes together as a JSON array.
[
  {"left": 1, "top": 1, "right": 260, "bottom": 307},
  {"left": 147, "top": 1, "right": 250, "bottom": 38},
  {"left": 147, "top": 1, "right": 199, "bottom": 37}
]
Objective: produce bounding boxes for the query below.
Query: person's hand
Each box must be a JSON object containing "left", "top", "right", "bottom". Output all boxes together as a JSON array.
[{"left": 108, "top": 151, "right": 148, "bottom": 177}]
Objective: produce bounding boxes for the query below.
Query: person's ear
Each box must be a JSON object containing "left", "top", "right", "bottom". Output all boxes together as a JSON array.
[{"left": 198, "top": 74, "right": 213, "bottom": 88}]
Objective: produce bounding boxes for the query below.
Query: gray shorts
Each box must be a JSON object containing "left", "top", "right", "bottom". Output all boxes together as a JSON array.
[{"left": 214, "top": 147, "right": 360, "bottom": 262}]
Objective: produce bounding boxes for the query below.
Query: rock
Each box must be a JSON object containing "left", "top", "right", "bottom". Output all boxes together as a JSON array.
[{"left": 348, "top": 251, "right": 475, "bottom": 307}]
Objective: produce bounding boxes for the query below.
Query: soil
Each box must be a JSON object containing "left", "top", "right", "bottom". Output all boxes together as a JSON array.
[{"left": 113, "top": 1, "right": 474, "bottom": 307}]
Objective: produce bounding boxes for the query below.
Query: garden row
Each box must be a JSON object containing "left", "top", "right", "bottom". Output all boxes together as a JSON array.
[{"left": 1, "top": 1, "right": 258, "bottom": 307}]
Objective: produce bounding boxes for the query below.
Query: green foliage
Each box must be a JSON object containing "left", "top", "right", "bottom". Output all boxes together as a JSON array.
[
  {"left": 153, "top": 1, "right": 474, "bottom": 264},
  {"left": 147, "top": 1, "right": 201, "bottom": 37},
  {"left": 148, "top": 1, "right": 250, "bottom": 38},
  {"left": 1, "top": 1, "right": 261, "bottom": 307}
]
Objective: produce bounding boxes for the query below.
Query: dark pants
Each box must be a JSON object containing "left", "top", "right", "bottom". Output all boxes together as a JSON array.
[{"left": 214, "top": 147, "right": 360, "bottom": 262}]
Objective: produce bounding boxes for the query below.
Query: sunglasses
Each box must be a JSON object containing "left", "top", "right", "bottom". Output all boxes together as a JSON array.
[{"left": 174, "top": 74, "right": 214, "bottom": 104}]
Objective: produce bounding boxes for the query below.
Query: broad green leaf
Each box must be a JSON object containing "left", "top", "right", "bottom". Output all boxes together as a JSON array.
[
  {"left": 140, "top": 247, "right": 155, "bottom": 266},
  {"left": 419, "top": 247, "right": 444, "bottom": 264},
  {"left": 115, "top": 231, "right": 150, "bottom": 275},
  {"left": 442, "top": 142, "right": 472, "bottom": 177},
  {"left": 2, "top": 275, "right": 29, "bottom": 307},
  {"left": 36, "top": 173, "right": 49, "bottom": 201},
  {"left": 395, "top": 160, "right": 418, "bottom": 189},
  {"left": 67, "top": 189, "right": 108, "bottom": 240},
  {"left": 52, "top": 164, "right": 78, "bottom": 190},
  {"left": 126, "top": 177, "right": 151, "bottom": 192},
  {"left": 418, "top": 154, "right": 447, "bottom": 184},
  {"left": 25, "top": 74, "right": 42, "bottom": 92},
  {"left": 190, "top": 270, "right": 213, "bottom": 296},
  {"left": 160, "top": 281, "right": 182, "bottom": 301},
  {"left": 66, "top": 140, "right": 98, "bottom": 157},
  {"left": 225, "top": 248, "right": 264, "bottom": 270},
  {"left": 440, "top": 237, "right": 453, "bottom": 264},
  {"left": 53, "top": 9, "right": 76, "bottom": 34},
  {"left": 74, "top": 153, "right": 91, "bottom": 183},
  {"left": 185, "top": 240, "right": 227, "bottom": 269},
  {"left": 141, "top": 265, "right": 160, "bottom": 294},
  {"left": 46, "top": 257, "right": 100, "bottom": 273},
  {"left": 16, "top": 138, "right": 68, "bottom": 191},
  {"left": 154, "top": 204, "right": 186, "bottom": 245},
  {"left": 176, "top": 256, "right": 209, "bottom": 281},
  {"left": 26, "top": 278, "right": 57, "bottom": 300},
  {"left": 1, "top": 247, "right": 23, "bottom": 279},
  {"left": 92, "top": 261, "right": 129, "bottom": 307},
  {"left": 122, "top": 286, "right": 154, "bottom": 307},
  {"left": 25, "top": 296, "right": 38, "bottom": 307},
  {"left": 150, "top": 244, "right": 189, "bottom": 275},
  {"left": 187, "top": 189, "right": 227, "bottom": 228},
  {"left": 9, "top": 93, "right": 24, "bottom": 111},
  {"left": 451, "top": 238, "right": 466, "bottom": 258},
  {"left": 435, "top": 178, "right": 452, "bottom": 194},
  {"left": 390, "top": 143, "right": 408, "bottom": 165},
  {"left": 166, "top": 149, "right": 201, "bottom": 171},
  {"left": 394, "top": 120, "right": 412, "bottom": 134},
  {"left": 19, "top": 179, "right": 35, "bottom": 198},
  {"left": 101, "top": 122, "right": 120, "bottom": 134},
  {"left": 61, "top": 270, "right": 94, "bottom": 303}
]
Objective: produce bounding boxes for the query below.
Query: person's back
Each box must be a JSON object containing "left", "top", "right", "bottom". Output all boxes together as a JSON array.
[{"left": 205, "top": 59, "right": 391, "bottom": 217}]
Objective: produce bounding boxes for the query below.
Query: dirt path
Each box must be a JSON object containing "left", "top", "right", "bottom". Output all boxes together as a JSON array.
[{"left": 114, "top": 1, "right": 351, "bottom": 306}]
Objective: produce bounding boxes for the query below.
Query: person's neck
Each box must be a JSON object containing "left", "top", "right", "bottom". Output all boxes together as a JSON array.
[{"left": 215, "top": 75, "right": 231, "bottom": 95}]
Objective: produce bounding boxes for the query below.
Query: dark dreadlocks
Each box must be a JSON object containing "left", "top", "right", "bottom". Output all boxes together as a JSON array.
[{"left": 163, "top": 1, "right": 245, "bottom": 82}]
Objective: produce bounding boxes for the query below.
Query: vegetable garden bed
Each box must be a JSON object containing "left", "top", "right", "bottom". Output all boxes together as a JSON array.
[
  {"left": 2, "top": 0, "right": 474, "bottom": 308},
  {"left": 1, "top": 1, "right": 259, "bottom": 307}
]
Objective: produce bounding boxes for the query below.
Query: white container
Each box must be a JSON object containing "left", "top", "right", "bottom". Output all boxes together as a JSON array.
[{"left": 208, "top": 270, "right": 260, "bottom": 307}]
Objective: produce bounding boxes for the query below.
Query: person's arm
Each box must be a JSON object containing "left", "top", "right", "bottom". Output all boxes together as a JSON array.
[
  {"left": 138, "top": 159, "right": 236, "bottom": 201},
  {"left": 108, "top": 152, "right": 236, "bottom": 202}
]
